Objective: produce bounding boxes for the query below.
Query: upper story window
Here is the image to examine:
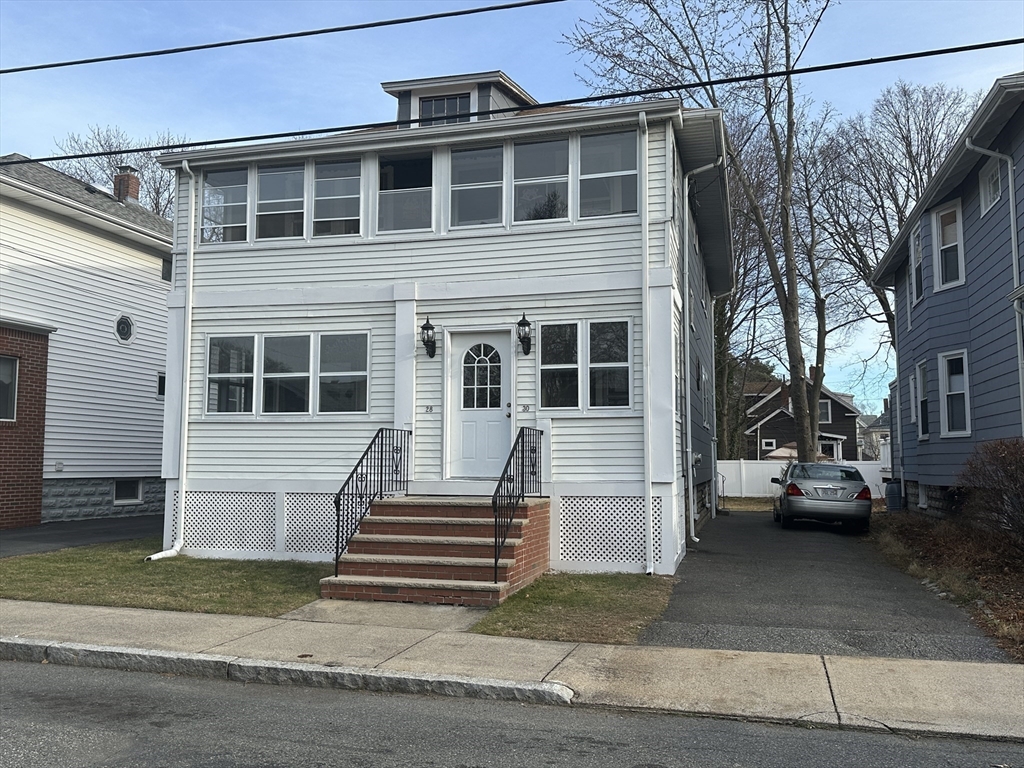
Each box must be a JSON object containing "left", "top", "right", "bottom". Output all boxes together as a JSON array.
[
  {"left": 980, "top": 157, "right": 1001, "bottom": 216},
  {"left": 818, "top": 399, "right": 831, "bottom": 424},
  {"left": 0, "top": 355, "right": 17, "bottom": 421},
  {"left": 450, "top": 146, "right": 503, "bottom": 227},
  {"left": 916, "top": 360, "right": 929, "bottom": 439},
  {"left": 933, "top": 201, "right": 964, "bottom": 290},
  {"left": 420, "top": 94, "right": 470, "bottom": 126},
  {"left": 910, "top": 223, "right": 924, "bottom": 304},
  {"left": 514, "top": 139, "right": 569, "bottom": 222},
  {"left": 202, "top": 168, "right": 248, "bottom": 243},
  {"left": 314, "top": 160, "right": 360, "bottom": 236},
  {"left": 257, "top": 164, "right": 305, "bottom": 240},
  {"left": 379, "top": 152, "right": 432, "bottom": 232},
  {"left": 579, "top": 131, "right": 637, "bottom": 217}
]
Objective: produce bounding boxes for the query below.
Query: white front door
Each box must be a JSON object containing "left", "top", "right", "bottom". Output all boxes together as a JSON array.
[{"left": 449, "top": 332, "right": 512, "bottom": 478}]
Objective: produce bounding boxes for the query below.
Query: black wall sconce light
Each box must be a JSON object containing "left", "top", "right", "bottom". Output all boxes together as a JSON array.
[
  {"left": 420, "top": 317, "right": 436, "bottom": 358},
  {"left": 517, "top": 313, "right": 533, "bottom": 355}
]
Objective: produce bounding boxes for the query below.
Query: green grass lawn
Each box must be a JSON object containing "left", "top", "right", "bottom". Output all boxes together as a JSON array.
[
  {"left": 0, "top": 536, "right": 332, "bottom": 617},
  {"left": 471, "top": 572, "right": 676, "bottom": 645}
]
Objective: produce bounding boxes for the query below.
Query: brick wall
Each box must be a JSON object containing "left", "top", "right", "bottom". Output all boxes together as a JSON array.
[{"left": 0, "top": 326, "right": 49, "bottom": 529}]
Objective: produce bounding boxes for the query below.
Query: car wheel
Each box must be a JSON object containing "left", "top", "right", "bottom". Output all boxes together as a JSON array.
[
  {"left": 780, "top": 511, "right": 793, "bottom": 529},
  {"left": 773, "top": 505, "right": 780, "bottom": 523}
]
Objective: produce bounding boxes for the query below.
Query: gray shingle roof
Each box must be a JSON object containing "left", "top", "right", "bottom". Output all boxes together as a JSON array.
[{"left": 0, "top": 153, "right": 172, "bottom": 239}]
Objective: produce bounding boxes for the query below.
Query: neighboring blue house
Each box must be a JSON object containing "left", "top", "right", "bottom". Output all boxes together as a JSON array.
[{"left": 872, "top": 72, "right": 1024, "bottom": 512}]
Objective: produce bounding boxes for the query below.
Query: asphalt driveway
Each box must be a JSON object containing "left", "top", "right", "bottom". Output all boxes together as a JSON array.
[
  {"left": 639, "top": 511, "right": 1007, "bottom": 662},
  {"left": 0, "top": 515, "right": 163, "bottom": 559}
]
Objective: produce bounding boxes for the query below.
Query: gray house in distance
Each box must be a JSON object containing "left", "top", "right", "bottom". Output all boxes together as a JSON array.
[{"left": 871, "top": 72, "right": 1024, "bottom": 511}]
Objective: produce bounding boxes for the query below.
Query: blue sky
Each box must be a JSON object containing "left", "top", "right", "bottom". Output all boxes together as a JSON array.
[{"left": 1, "top": 0, "right": 1022, "bottom": 409}]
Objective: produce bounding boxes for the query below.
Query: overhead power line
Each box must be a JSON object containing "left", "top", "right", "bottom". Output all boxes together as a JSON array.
[
  {"left": 1, "top": 36, "right": 1021, "bottom": 167},
  {"left": 0, "top": 0, "right": 566, "bottom": 75}
]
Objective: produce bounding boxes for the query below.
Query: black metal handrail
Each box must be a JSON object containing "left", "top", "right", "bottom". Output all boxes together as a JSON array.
[
  {"left": 334, "top": 428, "right": 411, "bottom": 576},
  {"left": 491, "top": 426, "right": 543, "bottom": 583}
]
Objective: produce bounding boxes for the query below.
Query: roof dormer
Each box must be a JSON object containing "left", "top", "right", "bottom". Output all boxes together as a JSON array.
[{"left": 381, "top": 71, "right": 537, "bottom": 128}]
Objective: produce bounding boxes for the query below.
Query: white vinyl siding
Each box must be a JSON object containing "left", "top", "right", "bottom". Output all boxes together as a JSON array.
[
  {"left": 938, "top": 349, "right": 971, "bottom": 437},
  {"left": 0, "top": 196, "right": 170, "bottom": 478}
]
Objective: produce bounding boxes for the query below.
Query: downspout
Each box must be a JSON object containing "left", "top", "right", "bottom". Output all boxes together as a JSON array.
[
  {"left": 639, "top": 111, "right": 654, "bottom": 574},
  {"left": 682, "top": 155, "right": 723, "bottom": 544},
  {"left": 965, "top": 138, "right": 1024, "bottom": 434},
  {"left": 147, "top": 160, "right": 196, "bottom": 561}
]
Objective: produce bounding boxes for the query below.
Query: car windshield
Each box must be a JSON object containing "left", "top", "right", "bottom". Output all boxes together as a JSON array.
[{"left": 789, "top": 464, "right": 864, "bottom": 482}]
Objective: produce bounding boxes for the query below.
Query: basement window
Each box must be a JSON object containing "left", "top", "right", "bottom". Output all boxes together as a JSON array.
[{"left": 114, "top": 479, "right": 142, "bottom": 505}]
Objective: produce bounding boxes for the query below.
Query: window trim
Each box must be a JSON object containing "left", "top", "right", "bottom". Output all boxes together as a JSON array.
[
  {"left": 818, "top": 399, "right": 832, "bottom": 424},
  {"left": 312, "top": 157, "right": 362, "bottom": 239},
  {"left": 113, "top": 479, "right": 143, "bottom": 506},
  {"left": 261, "top": 333, "right": 313, "bottom": 416},
  {"left": 938, "top": 349, "right": 971, "bottom": 438},
  {"left": 910, "top": 222, "right": 924, "bottom": 305},
  {"left": 200, "top": 166, "right": 250, "bottom": 246},
  {"left": 377, "top": 150, "right": 435, "bottom": 234},
  {"left": 932, "top": 200, "right": 965, "bottom": 292},
  {"left": 916, "top": 359, "right": 929, "bottom": 440},
  {"left": 909, "top": 371, "right": 917, "bottom": 424},
  {"left": 205, "top": 334, "right": 257, "bottom": 416},
  {"left": 0, "top": 355, "right": 17, "bottom": 422},
  {"left": 512, "top": 137, "right": 571, "bottom": 225},
  {"left": 255, "top": 163, "right": 306, "bottom": 241},
  {"left": 449, "top": 144, "right": 505, "bottom": 230},
  {"left": 761, "top": 438, "right": 776, "bottom": 451},
  {"left": 979, "top": 156, "right": 1001, "bottom": 217},
  {"left": 537, "top": 318, "right": 633, "bottom": 413},
  {"left": 157, "top": 372, "right": 166, "bottom": 401},
  {"left": 577, "top": 129, "right": 639, "bottom": 220}
]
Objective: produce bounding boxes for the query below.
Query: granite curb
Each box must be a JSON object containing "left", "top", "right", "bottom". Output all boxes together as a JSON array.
[{"left": 0, "top": 637, "right": 575, "bottom": 706}]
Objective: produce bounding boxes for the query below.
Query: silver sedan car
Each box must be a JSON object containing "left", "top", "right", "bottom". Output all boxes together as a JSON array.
[{"left": 771, "top": 462, "right": 872, "bottom": 532}]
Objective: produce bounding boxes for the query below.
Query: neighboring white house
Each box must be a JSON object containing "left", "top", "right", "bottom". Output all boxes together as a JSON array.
[
  {"left": 156, "top": 71, "right": 733, "bottom": 575},
  {"left": 0, "top": 156, "right": 173, "bottom": 527}
]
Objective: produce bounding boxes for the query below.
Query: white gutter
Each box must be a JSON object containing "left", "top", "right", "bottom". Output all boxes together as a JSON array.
[
  {"left": 147, "top": 160, "right": 196, "bottom": 561},
  {"left": 964, "top": 138, "right": 1024, "bottom": 434},
  {"left": 682, "top": 156, "right": 723, "bottom": 544},
  {"left": 639, "top": 111, "right": 654, "bottom": 575}
]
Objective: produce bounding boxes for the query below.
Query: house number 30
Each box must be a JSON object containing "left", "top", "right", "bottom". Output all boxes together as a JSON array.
[{"left": 521, "top": 404, "right": 531, "bottom": 412}]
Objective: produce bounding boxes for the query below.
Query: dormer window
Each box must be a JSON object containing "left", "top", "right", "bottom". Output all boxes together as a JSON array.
[
  {"left": 420, "top": 94, "right": 470, "bottom": 126},
  {"left": 379, "top": 152, "right": 433, "bottom": 231}
]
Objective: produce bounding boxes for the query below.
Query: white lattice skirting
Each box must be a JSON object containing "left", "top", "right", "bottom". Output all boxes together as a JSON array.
[{"left": 558, "top": 495, "right": 663, "bottom": 567}]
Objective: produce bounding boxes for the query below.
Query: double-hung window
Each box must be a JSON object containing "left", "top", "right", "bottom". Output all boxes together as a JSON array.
[
  {"left": 201, "top": 168, "right": 248, "bottom": 243},
  {"left": 207, "top": 336, "right": 255, "bottom": 413},
  {"left": 257, "top": 164, "right": 304, "bottom": 239},
  {"left": 0, "top": 355, "right": 17, "bottom": 421},
  {"left": 379, "top": 152, "right": 432, "bottom": 231},
  {"left": 450, "top": 146, "right": 503, "bottom": 227},
  {"left": 539, "top": 321, "right": 630, "bottom": 409},
  {"left": 909, "top": 371, "right": 918, "bottom": 423},
  {"left": 319, "top": 334, "right": 368, "bottom": 413},
  {"left": 513, "top": 139, "right": 568, "bottom": 221},
  {"left": 314, "top": 160, "right": 360, "bottom": 236},
  {"left": 579, "top": 131, "right": 637, "bottom": 218},
  {"left": 916, "top": 360, "right": 929, "bottom": 439},
  {"left": 910, "top": 223, "right": 924, "bottom": 304},
  {"left": 980, "top": 157, "right": 1000, "bottom": 215},
  {"left": 938, "top": 350, "right": 970, "bottom": 437},
  {"left": 420, "top": 94, "right": 470, "bottom": 126},
  {"left": 933, "top": 201, "right": 964, "bottom": 290},
  {"left": 263, "top": 335, "right": 311, "bottom": 414},
  {"left": 818, "top": 400, "right": 832, "bottom": 424}
]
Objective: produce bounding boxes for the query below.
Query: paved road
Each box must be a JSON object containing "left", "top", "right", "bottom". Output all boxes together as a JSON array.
[
  {"left": 3, "top": 661, "right": 1020, "bottom": 768},
  {"left": 0, "top": 515, "right": 162, "bottom": 559},
  {"left": 640, "top": 511, "right": 1006, "bottom": 661}
]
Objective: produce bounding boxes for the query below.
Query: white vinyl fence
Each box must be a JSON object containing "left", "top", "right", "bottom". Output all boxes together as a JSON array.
[{"left": 718, "top": 460, "right": 886, "bottom": 498}]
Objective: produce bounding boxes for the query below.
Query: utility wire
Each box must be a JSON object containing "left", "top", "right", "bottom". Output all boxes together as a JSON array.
[
  {"left": 1, "top": 36, "right": 1021, "bottom": 167},
  {"left": 0, "top": 0, "right": 566, "bottom": 75}
]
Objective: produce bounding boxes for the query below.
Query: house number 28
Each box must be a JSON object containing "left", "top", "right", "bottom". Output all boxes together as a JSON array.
[{"left": 425, "top": 405, "right": 434, "bottom": 413}]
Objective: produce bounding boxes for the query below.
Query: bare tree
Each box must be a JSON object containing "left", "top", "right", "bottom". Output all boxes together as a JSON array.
[
  {"left": 51, "top": 125, "right": 186, "bottom": 219},
  {"left": 817, "top": 82, "right": 979, "bottom": 345},
  {"left": 568, "top": 0, "right": 835, "bottom": 461}
]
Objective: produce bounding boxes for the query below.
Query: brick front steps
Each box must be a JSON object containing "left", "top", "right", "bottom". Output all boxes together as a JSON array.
[{"left": 320, "top": 496, "right": 549, "bottom": 607}]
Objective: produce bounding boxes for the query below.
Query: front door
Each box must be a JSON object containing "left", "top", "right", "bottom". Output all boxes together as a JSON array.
[{"left": 449, "top": 332, "right": 512, "bottom": 478}]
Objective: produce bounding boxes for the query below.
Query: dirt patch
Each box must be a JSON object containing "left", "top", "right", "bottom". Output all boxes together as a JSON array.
[
  {"left": 718, "top": 497, "right": 772, "bottom": 512},
  {"left": 872, "top": 512, "right": 1024, "bottom": 662}
]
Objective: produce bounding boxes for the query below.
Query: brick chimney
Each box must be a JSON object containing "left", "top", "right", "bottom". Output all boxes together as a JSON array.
[
  {"left": 779, "top": 380, "right": 790, "bottom": 409},
  {"left": 809, "top": 365, "right": 820, "bottom": 383},
  {"left": 113, "top": 165, "right": 140, "bottom": 203}
]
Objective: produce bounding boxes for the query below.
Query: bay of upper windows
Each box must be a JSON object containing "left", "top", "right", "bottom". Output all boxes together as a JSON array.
[{"left": 197, "top": 130, "right": 639, "bottom": 246}]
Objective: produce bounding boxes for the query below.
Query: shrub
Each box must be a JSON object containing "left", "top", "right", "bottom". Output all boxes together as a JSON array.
[{"left": 957, "top": 439, "right": 1024, "bottom": 556}]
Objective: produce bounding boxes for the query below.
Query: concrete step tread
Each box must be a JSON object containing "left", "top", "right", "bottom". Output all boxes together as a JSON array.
[
  {"left": 351, "top": 534, "right": 523, "bottom": 546},
  {"left": 373, "top": 496, "right": 547, "bottom": 508},
  {"left": 321, "top": 574, "right": 507, "bottom": 592},
  {"left": 339, "top": 553, "right": 515, "bottom": 567},
  {"left": 363, "top": 516, "right": 527, "bottom": 526}
]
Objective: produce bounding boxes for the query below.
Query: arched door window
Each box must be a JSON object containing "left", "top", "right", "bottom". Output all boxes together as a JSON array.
[{"left": 462, "top": 343, "right": 501, "bottom": 409}]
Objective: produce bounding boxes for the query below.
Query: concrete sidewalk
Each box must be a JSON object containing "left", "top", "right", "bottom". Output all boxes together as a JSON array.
[{"left": 1, "top": 598, "right": 1021, "bottom": 741}]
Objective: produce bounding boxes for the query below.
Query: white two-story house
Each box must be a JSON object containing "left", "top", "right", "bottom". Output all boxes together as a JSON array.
[{"left": 155, "top": 71, "right": 732, "bottom": 595}]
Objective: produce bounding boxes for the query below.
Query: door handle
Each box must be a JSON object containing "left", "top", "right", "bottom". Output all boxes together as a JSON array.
[{"left": 505, "top": 412, "right": 511, "bottom": 418}]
